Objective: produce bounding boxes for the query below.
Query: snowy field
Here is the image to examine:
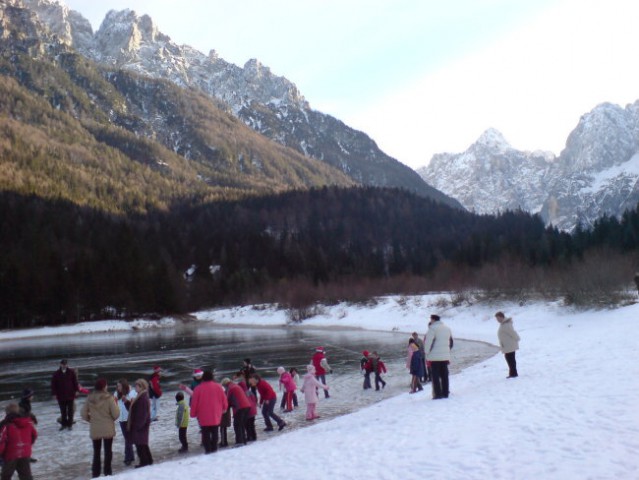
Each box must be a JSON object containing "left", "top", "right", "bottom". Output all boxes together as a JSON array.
[{"left": 3, "top": 294, "right": 639, "bottom": 479}]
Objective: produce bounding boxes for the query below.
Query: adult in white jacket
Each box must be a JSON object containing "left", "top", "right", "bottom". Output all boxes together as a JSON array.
[
  {"left": 423, "top": 314, "right": 453, "bottom": 400},
  {"left": 495, "top": 311, "right": 520, "bottom": 378}
]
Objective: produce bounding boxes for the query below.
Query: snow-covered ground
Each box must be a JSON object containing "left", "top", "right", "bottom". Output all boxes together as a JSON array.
[{"left": 4, "top": 295, "right": 639, "bottom": 479}]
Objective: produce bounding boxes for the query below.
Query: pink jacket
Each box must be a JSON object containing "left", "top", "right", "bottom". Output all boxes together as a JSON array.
[
  {"left": 300, "top": 373, "right": 327, "bottom": 404},
  {"left": 190, "top": 380, "right": 228, "bottom": 427},
  {"left": 279, "top": 372, "right": 297, "bottom": 393}
]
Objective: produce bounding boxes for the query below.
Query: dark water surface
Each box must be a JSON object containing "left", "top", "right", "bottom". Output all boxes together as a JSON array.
[{"left": 0, "top": 323, "right": 497, "bottom": 480}]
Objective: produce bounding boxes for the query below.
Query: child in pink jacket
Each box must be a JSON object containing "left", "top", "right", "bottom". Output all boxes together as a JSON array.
[
  {"left": 277, "top": 367, "right": 297, "bottom": 412},
  {"left": 300, "top": 364, "right": 329, "bottom": 420}
]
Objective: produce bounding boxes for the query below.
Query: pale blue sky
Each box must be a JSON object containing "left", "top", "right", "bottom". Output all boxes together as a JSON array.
[{"left": 63, "top": 0, "right": 639, "bottom": 168}]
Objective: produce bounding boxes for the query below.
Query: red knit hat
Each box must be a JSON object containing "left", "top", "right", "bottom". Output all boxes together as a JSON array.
[
  {"left": 153, "top": 365, "right": 162, "bottom": 372},
  {"left": 362, "top": 350, "right": 369, "bottom": 356}
]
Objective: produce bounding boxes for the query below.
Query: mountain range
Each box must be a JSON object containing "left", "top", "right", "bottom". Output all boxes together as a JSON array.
[
  {"left": 419, "top": 103, "right": 639, "bottom": 231},
  {"left": 9, "top": 0, "right": 460, "bottom": 209}
]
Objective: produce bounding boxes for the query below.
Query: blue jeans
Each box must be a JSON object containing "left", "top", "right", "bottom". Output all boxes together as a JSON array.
[
  {"left": 119, "top": 422, "right": 134, "bottom": 463},
  {"left": 261, "top": 399, "right": 284, "bottom": 430},
  {"left": 150, "top": 397, "right": 159, "bottom": 421}
]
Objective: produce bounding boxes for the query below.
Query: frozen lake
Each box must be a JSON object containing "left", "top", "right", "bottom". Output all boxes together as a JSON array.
[{"left": 0, "top": 323, "right": 497, "bottom": 479}]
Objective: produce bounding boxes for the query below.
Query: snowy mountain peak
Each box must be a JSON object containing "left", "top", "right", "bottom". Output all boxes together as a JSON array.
[
  {"left": 420, "top": 101, "right": 639, "bottom": 230},
  {"left": 475, "top": 128, "right": 511, "bottom": 151}
]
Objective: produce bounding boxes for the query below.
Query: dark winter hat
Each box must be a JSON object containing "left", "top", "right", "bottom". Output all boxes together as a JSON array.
[
  {"left": 175, "top": 391, "right": 184, "bottom": 401},
  {"left": 60, "top": 359, "right": 68, "bottom": 365},
  {"left": 243, "top": 358, "right": 251, "bottom": 364},
  {"left": 21, "top": 388, "right": 34, "bottom": 400},
  {"left": 94, "top": 378, "right": 107, "bottom": 391},
  {"left": 430, "top": 314, "right": 440, "bottom": 321},
  {"left": 495, "top": 311, "right": 505, "bottom": 318}
]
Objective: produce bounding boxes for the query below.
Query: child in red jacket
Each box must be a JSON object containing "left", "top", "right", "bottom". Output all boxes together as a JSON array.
[
  {"left": 0, "top": 403, "right": 37, "bottom": 480},
  {"left": 366, "top": 351, "right": 387, "bottom": 391}
]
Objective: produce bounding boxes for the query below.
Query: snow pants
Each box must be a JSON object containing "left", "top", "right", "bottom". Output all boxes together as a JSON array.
[{"left": 1, "top": 458, "right": 32, "bottom": 480}]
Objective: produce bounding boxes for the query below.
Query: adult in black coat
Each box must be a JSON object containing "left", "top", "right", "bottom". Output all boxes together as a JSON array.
[{"left": 51, "top": 359, "right": 79, "bottom": 430}]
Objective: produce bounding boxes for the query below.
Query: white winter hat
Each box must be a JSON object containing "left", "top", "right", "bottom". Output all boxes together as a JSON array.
[{"left": 277, "top": 366, "right": 285, "bottom": 375}]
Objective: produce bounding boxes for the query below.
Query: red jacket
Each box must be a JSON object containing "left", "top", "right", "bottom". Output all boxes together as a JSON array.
[
  {"left": 149, "top": 373, "right": 162, "bottom": 398},
  {"left": 365, "top": 358, "right": 387, "bottom": 374},
  {"left": 312, "top": 352, "right": 328, "bottom": 375},
  {"left": 254, "top": 379, "right": 277, "bottom": 405},
  {"left": 237, "top": 381, "right": 258, "bottom": 417},
  {"left": 0, "top": 416, "right": 37, "bottom": 462},
  {"left": 190, "top": 380, "right": 228, "bottom": 427},
  {"left": 227, "top": 383, "right": 251, "bottom": 415}
]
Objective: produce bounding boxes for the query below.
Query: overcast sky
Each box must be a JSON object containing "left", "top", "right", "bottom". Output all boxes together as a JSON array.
[{"left": 63, "top": 0, "right": 639, "bottom": 169}]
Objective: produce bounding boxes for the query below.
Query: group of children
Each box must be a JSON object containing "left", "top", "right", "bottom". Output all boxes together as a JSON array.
[
  {"left": 0, "top": 345, "right": 391, "bottom": 479},
  {"left": 359, "top": 350, "right": 388, "bottom": 391},
  {"left": 171, "top": 349, "right": 336, "bottom": 455}
]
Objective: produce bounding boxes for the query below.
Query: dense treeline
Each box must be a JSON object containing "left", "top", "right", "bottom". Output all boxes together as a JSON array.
[{"left": 2, "top": 187, "right": 638, "bottom": 329}]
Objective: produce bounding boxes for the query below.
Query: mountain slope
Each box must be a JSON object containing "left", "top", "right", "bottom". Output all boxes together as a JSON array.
[
  {"left": 419, "top": 104, "right": 639, "bottom": 230},
  {"left": 0, "top": 0, "right": 356, "bottom": 212},
  {"left": 22, "top": 0, "right": 462, "bottom": 208}
]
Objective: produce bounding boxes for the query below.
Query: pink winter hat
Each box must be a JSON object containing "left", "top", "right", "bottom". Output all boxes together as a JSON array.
[
  {"left": 307, "top": 364, "right": 316, "bottom": 374},
  {"left": 153, "top": 365, "right": 162, "bottom": 372},
  {"left": 277, "top": 366, "right": 285, "bottom": 375},
  {"left": 315, "top": 346, "right": 325, "bottom": 352},
  {"left": 193, "top": 369, "right": 203, "bottom": 378}
]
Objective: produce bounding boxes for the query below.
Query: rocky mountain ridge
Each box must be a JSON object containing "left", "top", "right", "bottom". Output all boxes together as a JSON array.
[
  {"left": 21, "top": 0, "right": 460, "bottom": 207},
  {"left": 419, "top": 104, "right": 639, "bottom": 230}
]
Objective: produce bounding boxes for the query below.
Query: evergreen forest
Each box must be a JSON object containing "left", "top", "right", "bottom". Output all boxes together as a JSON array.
[{"left": 1, "top": 187, "right": 638, "bottom": 329}]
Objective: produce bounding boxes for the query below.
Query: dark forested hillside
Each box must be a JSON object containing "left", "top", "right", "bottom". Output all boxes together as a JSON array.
[{"left": 5, "top": 186, "right": 636, "bottom": 329}]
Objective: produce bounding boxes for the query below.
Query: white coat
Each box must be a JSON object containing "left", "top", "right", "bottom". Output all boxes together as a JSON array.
[
  {"left": 497, "top": 318, "right": 520, "bottom": 354},
  {"left": 424, "top": 320, "right": 452, "bottom": 361}
]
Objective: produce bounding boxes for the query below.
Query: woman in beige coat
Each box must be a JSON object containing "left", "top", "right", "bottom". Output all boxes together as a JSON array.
[
  {"left": 496, "top": 311, "right": 521, "bottom": 378},
  {"left": 81, "top": 378, "right": 120, "bottom": 478}
]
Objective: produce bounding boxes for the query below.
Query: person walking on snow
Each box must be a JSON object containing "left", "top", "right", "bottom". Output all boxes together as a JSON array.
[
  {"left": 248, "top": 374, "right": 286, "bottom": 432},
  {"left": 277, "top": 367, "right": 297, "bottom": 412},
  {"left": 361, "top": 351, "right": 372, "bottom": 390},
  {"left": 0, "top": 403, "right": 37, "bottom": 480},
  {"left": 300, "top": 364, "right": 329, "bottom": 420},
  {"left": 495, "top": 311, "right": 521, "bottom": 378},
  {"left": 51, "top": 359, "right": 79, "bottom": 431},
  {"left": 148, "top": 366, "right": 162, "bottom": 421},
  {"left": 424, "top": 314, "right": 453, "bottom": 400},
  {"left": 311, "top": 347, "right": 332, "bottom": 398},
  {"left": 367, "top": 351, "right": 387, "bottom": 391},
  {"left": 81, "top": 378, "right": 120, "bottom": 478}
]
